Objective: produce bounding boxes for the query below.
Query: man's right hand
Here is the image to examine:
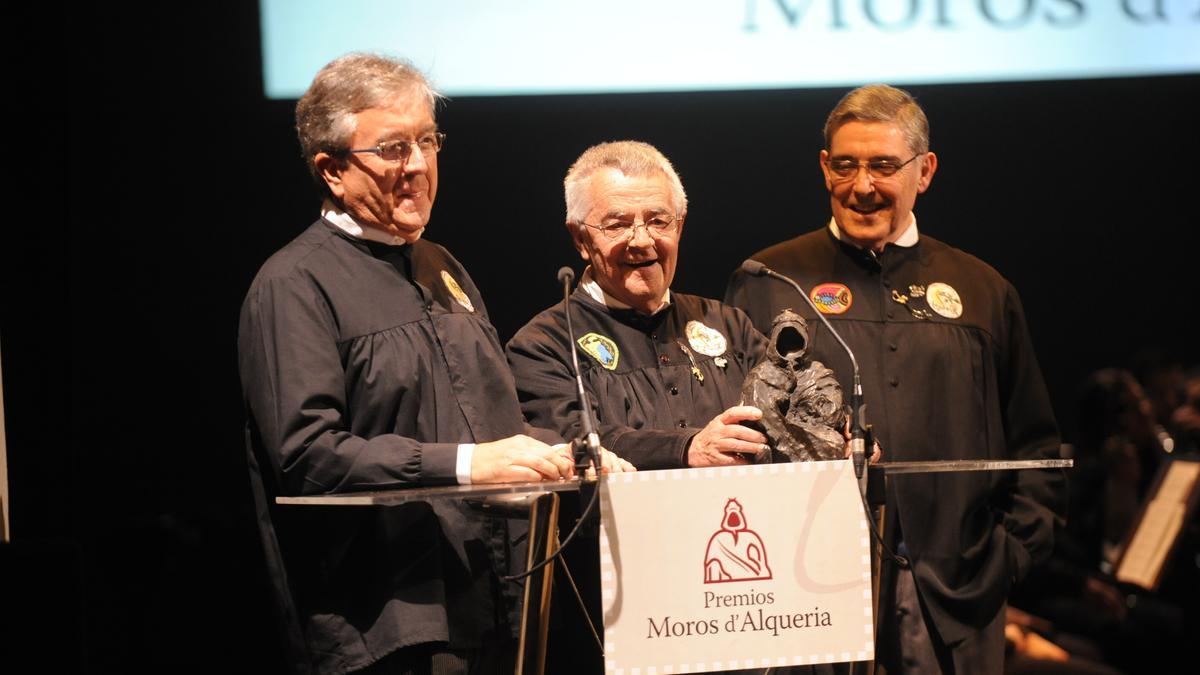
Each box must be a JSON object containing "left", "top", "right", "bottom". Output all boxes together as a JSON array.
[
  {"left": 471, "top": 435, "right": 574, "bottom": 483},
  {"left": 687, "top": 406, "right": 767, "bottom": 467}
]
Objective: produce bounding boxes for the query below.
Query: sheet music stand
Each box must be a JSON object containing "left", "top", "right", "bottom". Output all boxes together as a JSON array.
[
  {"left": 1112, "top": 456, "right": 1200, "bottom": 592},
  {"left": 277, "top": 479, "right": 585, "bottom": 675}
]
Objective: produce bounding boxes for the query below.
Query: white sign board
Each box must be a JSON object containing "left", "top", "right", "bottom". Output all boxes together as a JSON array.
[
  {"left": 599, "top": 460, "right": 873, "bottom": 674},
  {"left": 260, "top": 0, "right": 1200, "bottom": 98}
]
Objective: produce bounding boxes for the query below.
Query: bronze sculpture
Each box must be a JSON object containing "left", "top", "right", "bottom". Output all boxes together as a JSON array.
[{"left": 741, "top": 310, "right": 846, "bottom": 462}]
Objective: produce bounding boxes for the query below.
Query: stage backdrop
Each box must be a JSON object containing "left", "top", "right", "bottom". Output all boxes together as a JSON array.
[{"left": 5, "top": 2, "right": 1196, "bottom": 672}]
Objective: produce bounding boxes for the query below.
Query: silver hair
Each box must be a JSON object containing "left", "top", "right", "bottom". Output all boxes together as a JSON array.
[
  {"left": 563, "top": 141, "right": 688, "bottom": 226},
  {"left": 295, "top": 53, "right": 442, "bottom": 194},
  {"left": 823, "top": 84, "right": 930, "bottom": 154}
]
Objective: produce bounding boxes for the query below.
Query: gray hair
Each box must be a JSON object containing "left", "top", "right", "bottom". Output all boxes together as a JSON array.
[
  {"left": 295, "top": 53, "right": 442, "bottom": 193},
  {"left": 823, "top": 84, "right": 930, "bottom": 154},
  {"left": 563, "top": 141, "right": 688, "bottom": 226}
]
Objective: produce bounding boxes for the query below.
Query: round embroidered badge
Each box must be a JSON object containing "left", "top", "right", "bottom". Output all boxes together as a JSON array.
[
  {"left": 577, "top": 333, "right": 619, "bottom": 370},
  {"left": 809, "top": 283, "right": 853, "bottom": 314},
  {"left": 440, "top": 270, "right": 475, "bottom": 312},
  {"left": 685, "top": 321, "right": 728, "bottom": 357},
  {"left": 926, "top": 282, "right": 963, "bottom": 319}
]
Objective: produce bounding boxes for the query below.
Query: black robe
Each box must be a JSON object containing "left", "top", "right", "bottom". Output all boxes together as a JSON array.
[
  {"left": 508, "top": 289, "right": 841, "bottom": 675},
  {"left": 725, "top": 227, "right": 1064, "bottom": 649},
  {"left": 506, "top": 288, "right": 766, "bottom": 469},
  {"left": 238, "top": 219, "right": 558, "bottom": 674}
]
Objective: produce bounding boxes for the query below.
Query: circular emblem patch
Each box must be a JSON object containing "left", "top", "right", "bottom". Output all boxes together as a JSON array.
[
  {"left": 440, "top": 270, "right": 475, "bottom": 312},
  {"left": 809, "top": 283, "right": 853, "bottom": 315},
  {"left": 577, "top": 333, "right": 620, "bottom": 370},
  {"left": 685, "top": 321, "right": 727, "bottom": 357},
  {"left": 926, "top": 282, "right": 963, "bottom": 319}
]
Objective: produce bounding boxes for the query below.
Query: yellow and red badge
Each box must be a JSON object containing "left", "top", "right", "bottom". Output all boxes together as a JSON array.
[{"left": 809, "top": 283, "right": 853, "bottom": 314}]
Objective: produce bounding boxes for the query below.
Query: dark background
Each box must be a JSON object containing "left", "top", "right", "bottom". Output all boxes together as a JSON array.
[{"left": 3, "top": 4, "right": 1197, "bottom": 672}]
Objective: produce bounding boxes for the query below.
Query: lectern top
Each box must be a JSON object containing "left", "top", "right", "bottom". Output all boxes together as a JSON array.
[
  {"left": 875, "top": 459, "right": 1072, "bottom": 474},
  {"left": 275, "top": 478, "right": 583, "bottom": 506}
]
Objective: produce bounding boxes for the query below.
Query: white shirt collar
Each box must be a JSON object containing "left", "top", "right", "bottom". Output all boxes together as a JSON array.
[
  {"left": 321, "top": 198, "right": 418, "bottom": 247},
  {"left": 579, "top": 266, "right": 672, "bottom": 315},
  {"left": 828, "top": 213, "right": 919, "bottom": 249}
]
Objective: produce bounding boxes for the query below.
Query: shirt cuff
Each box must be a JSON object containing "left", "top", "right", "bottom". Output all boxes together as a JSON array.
[{"left": 456, "top": 443, "right": 475, "bottom": 485}]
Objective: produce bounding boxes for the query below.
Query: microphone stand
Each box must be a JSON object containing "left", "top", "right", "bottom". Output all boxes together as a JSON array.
[
  {"left": 557, "top": 267, "right": 603, "bottom": 478},
  {"left": 739, "top": 260, "right": 872, "bottom": 495},
  {"left": 502, "top": 268, "right": 607, "bottom": 581},
  {"left": 557, "top": 267, "right": 602, "bottom": 535},
  {"left": 740, "top": 260, "right": 896, "bottom": 675}
]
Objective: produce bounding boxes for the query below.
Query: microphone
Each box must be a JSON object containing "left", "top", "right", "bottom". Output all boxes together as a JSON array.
[
  {"left": 557, "top": 266, "right": 603, "bottom": 478},
  {"left": 739, "top": 260, "right": 868, "bottom": 484}
]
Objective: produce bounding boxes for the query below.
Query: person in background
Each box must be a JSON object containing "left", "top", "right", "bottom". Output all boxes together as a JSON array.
[{"left": 1012, "top": 368, "right": 1187, "bottom": 674}]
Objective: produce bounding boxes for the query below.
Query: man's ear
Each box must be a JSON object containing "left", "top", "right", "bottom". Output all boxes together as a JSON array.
[
  {"left": 819, "top": 149, "right": 834, "bottom": 192},
  {"left": 315, "top": 152, "right": 346, "bottom": 200},
  {"left": 917, "top": 151, "right": 938, "bottom": 193},
  {"left": 569, "top": 222, "right": 592, "bottom": 261}
]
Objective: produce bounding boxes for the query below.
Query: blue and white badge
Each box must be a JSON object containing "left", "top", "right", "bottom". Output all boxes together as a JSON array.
[{"left": 578, "top": 333, "right": 620, "bottom": 370}]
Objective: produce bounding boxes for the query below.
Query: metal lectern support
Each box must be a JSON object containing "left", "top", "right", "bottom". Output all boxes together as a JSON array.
[
  {"left": 276, "top": 480, "right": 581, "bottom": 675},
  {"left": 515, "top": 492, "right": 559, "bottom": 675}
]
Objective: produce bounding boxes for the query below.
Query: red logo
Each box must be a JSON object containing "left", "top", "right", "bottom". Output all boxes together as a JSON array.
[{"left": 703, "top": 499, "right": 773, "bottom": 583}]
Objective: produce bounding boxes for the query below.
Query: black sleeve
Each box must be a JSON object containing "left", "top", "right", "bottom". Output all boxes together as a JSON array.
[
  {"left": 995, "top": 283, "right": 1066, "bottom": 582},
  {"left": 239, "top": 274, "right": 458, "bottom": 496},
  {"left": 507, "top": 322, "right": 694, "bottom": 470}
]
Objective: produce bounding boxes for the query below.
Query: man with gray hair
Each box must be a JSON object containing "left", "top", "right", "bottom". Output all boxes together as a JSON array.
[
  {"left": 725, "top": 84, "right": 1064, "bottom": 674},
  {"left": 508, "top": 141, "right": 845, "bottom": 674},
  {"left": 507, "top": 140, "right": 769, "bottom": 473},
  {"left": 238, "top": 53, "right": 628, "bottom": 674}
]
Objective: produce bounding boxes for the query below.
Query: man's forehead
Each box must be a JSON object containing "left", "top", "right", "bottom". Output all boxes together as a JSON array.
[
  {"left": 828, "top": 120, "right": 910, "bottom": 153},
  {"left": 355, "top": 98, "right": 437, "bottom": 136},
  {"left": 587, "top": 170, "right": 674, "bottom": 209}
]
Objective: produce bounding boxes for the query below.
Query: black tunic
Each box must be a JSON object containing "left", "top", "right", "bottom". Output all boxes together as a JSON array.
[
  {"left": 238, "top": 220, "right": 558, "bottom": 674},
  {"left": 725, "top": 227, "right": 1063, "bottom": 647},
  {"left": 506, "top": 288, "right": 766, "bottom": 469}
]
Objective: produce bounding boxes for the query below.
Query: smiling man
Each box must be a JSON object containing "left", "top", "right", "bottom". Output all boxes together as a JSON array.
[
  {"left": 507, "top": 141, "right": 769, "bottom": 472},
  {"left": 506, "top": 140, "right": 776, "bottom": 675},
  {"left": 725, "top": 85, "right": 1064, "bottom": 675},
  {"left": 237, "top": 54, "right": 627, "bottom": 674}
]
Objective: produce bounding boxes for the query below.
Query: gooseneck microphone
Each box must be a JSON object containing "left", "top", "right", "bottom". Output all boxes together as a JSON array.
[
  {"left": 501, "top": 268, "right": 605, "bottom": 584},
  {"left": 739, "top": 260, "right": 910, "bottom": 572},
  {"left": 739, "top": 260, "right": 868, "bottom": 483},
  {"left": 557, "top": 266, "right": 603, "bottom": 477}
]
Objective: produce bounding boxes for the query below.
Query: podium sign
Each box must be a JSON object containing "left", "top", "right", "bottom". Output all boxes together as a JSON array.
[{"left": 599, "top": 460, "right": 873, "bottom": 674}]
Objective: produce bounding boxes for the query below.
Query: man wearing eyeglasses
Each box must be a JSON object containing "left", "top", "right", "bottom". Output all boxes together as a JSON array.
[
  {"left": 507, "top": 141, "right": 770, "bottom": 473},
  {"left": 725, "top": 85, "right": 1063, "bottom": 675},
  {"left": 237, "top": 54, "right": 632, "bottom": 675},
  {"left": 505, "top": 140, "right": 784, "bottom": 675}
]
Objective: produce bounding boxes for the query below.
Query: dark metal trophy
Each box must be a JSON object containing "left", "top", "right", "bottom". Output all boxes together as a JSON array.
[{"left": 741, "top": 309, "right": 846, "bottom": 463}]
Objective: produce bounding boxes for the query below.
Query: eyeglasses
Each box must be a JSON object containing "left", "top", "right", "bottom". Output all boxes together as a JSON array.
[
  {"left": 346, "top": 132, "right": 446, "bottom": 163},
  {"left": 826, "top": 153, "right": 921, "bottom": 182},
  {"left": 577, "top": 214, "right": 679, "bottom": 241}
]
